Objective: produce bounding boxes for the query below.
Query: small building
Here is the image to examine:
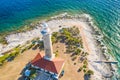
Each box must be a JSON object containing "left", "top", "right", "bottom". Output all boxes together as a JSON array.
[{"left": 30, "top": 53, "right": 64, "bottom": 80}]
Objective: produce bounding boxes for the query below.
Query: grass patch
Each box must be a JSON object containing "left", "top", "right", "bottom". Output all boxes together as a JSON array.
[
  {"left": 0, "top": 43, "right": 34, "bottom": 65},
  {"left": 0, "top": 54, "right": 10, "bottom": 65}
]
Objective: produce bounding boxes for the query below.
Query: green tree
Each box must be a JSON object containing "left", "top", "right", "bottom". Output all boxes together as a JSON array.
[
  {"left": 86, "top": 70, "right": 94, "bottom": 75},
  {"left": 75, "top": 48, "right": 81, "bottom": 55}
]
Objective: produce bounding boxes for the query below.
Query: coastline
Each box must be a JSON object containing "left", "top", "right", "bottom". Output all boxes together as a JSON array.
[{"left": 0, "top": 13, "right": 118, "bottom": 79}]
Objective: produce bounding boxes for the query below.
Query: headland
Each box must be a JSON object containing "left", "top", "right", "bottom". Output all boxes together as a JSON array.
[{"left": 0, "top": 13, "right": 118, "bottom": 80}]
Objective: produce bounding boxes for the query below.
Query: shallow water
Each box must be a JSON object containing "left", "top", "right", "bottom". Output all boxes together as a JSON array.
[{"left": 0, "top": 0, "right": 120, "bottom": 78}]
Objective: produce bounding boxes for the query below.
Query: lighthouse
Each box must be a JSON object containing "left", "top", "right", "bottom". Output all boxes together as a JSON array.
[
  {"left": 29, "top": 22, "right": 65, "bottom": 80},
  {"left": 40, "top": 23, "right": 54, "bottom": 61}
]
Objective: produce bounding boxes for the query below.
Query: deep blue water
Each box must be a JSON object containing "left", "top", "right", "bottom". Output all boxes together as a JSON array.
[{"left": 0, "top": 0, "right": 120, "bottom": 78}]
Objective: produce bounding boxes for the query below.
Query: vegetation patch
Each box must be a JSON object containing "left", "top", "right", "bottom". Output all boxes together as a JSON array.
[
  {"left": 54, "top": 50, "right": 59, "bottom": 57},
  {"left": 85, "top": 69, "right": 94, "bottom": 75},
  {"left": 52, "top": 26, "right": 93, "bottom": 78},
  {"left": 52, "top": 26, "right": 83, "bottom": 54},
  {"left": 0, "top": 42, "right": 35, "bottom": 66}
]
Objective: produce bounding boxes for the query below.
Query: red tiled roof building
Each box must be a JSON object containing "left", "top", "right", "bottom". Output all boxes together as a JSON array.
[{"left": 31, "top": 53, "right": 64, "bottom": 75}]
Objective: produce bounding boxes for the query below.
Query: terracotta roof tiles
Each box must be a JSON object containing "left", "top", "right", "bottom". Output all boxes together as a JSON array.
[{"left": 31, "top": 53, "right": 64, "bottom": 74}]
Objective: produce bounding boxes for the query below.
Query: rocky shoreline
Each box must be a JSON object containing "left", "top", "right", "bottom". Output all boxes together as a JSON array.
[{"left": 0, "top": 13, "right": 118, "bottom": 80}]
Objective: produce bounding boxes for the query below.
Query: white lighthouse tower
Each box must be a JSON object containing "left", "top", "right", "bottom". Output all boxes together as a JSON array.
[
  {"left": 29, "top": 23, "right": 65, "bottom": 80},
  {"left": 40, "top": 23, "right": 54, "bottom": 61}
]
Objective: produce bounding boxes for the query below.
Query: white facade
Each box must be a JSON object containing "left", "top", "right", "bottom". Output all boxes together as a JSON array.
[
  {"left": 43, "top": 33, "right": 54, "bottom": 60},
  {"left": 41, "top": 23, "right": 54, "bottom": 61}
]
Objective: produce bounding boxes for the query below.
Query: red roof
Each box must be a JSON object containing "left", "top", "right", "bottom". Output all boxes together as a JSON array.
[{"left": 31, "top": 53, "right": 64, "bottom": 74}]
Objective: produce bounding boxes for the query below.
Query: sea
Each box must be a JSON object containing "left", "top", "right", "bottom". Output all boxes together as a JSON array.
[{"left": 0, "top": 0, "right": 120, "bottom": 79}]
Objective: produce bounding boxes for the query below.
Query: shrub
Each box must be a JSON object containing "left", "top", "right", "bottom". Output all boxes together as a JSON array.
[
  {"left": 66, "top": 45, "right": 75, "bottom": 53},
  {"left": 74, "top": 63, "right": 76, "bottom": 65},
  {"left": 83, "top": 60, "right": 88, "bottom": 65},
  {"left": 27, "top": 44, "right": 34, "bottom": 49},
  {"left": 52, "top": 32, "right": 59, "bottom": 38},
  {"left": 83, "top": 64, "right": 87, "bottom": 68},
  {"left": 72, "top": 56, "right": 77, "bottom": 61},
  {"left": 86, "top": 70, "right": 94, "bottom": 75},
  {"left": 55, "top": 50, "right": 59, "bottom": 57},
  {"left": 21, "top": 48, "right": 27, "bottom": 53},
  {"left": 51, "top": 36, "right": 57, "bottom": 44},
  {"left": 10, "top": 50, "right": 19, "bottom": 57},
  {"left": 52, "top": 32, "right": 59, "bottom": 44},
  {"left": 77, "top": 67, "right": 83, "bottom": 72},
  {"left": 85, "top": 52, "right": 89, "bottom": 56},
  {"left": 0, "top": 54, "right": 10, "bottom": 64},
  {"left": 75, "top": 48, "right": 81, "bottom": 55},
  {"left": 83, "top": 69, "right": 86, "bottom": 73}
]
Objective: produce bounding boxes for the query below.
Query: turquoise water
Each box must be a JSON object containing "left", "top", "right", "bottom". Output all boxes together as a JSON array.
[{"left": 0, "top": 0, "right": 120, "bottom": 77}]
